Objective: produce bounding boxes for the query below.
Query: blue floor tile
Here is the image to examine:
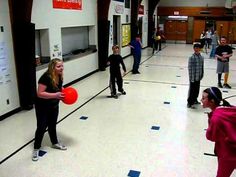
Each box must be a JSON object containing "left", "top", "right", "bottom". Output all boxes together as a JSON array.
[
  {"left": 80, "top": 116, "right": 88, "bottom": 120},
  {"left": 38, "top": 150, "right": 47, "bottom": 157},
  {"left": 128, "top": 170, "right": 141, "bottom": 177},
  {"left": 151, "top": 126, "right": 160, "bottom": 130}
]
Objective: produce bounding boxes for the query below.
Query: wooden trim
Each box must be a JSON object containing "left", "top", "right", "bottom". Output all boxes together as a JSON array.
[
  {"left": 8, "top": 0, "right": 33, "bottom": 23},
  {"left": 97, "top": 0, "right": 111, "bottom": 70},
  {"left": 158, "top": 7, "right": 232, "bottom": 17}
]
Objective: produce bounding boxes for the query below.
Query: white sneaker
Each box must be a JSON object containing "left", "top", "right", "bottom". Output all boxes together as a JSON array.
[
  {"left": 52, "top": 143, "right": 67, "bottom": 150},
  {"left": 32, "top": 149, "right": 39, "bottom": 161}
]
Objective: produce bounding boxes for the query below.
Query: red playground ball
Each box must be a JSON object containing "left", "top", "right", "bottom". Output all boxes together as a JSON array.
[{"left": 62, "top": 87, "right": 78, "bottom": 105}]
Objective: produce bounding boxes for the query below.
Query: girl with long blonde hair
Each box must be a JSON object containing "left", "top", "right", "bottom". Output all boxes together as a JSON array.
[{"left": 32, "top": 58, "right": 67, "bottom": 161}]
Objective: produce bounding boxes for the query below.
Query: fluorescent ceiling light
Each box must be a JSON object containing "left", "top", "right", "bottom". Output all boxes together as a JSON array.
[{"left": 168, "top": 16, "right": 188, "bottom": 19}]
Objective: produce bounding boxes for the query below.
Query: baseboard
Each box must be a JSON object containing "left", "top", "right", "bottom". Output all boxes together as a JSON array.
[{"left": 0, "top": 108, "right": 22, "bottom": 121}]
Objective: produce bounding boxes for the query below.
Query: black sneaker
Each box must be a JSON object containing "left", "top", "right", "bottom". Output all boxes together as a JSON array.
[
  {"left": 187, "top": 103, "right": 191, "bottom": 108},
  {"left": 132, "top": 71, "right": 139, "bottom": 74},
  {"left": 187, "top": 103, "right": 195, "bottom": 109},
  {"left": 223, "top": 83, "right": 232, "bottom": 89},
  {"left": 218, "top": 83, "right": 223, "bottom": 88},
  {"left": 111, "top": 94, "right": 118, "bottom": 99}
]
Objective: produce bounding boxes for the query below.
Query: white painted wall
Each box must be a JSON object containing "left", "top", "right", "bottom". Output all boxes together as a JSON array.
[
  {"left": 0, "top": 0, "right": 20, "bottom": 116},
  {"left": 31, "top": 0, "right": 98, "bottom": 84},
  {"left": 108, "top": 1, "right": 131, "bottom": 57},
  {"left": 158, "top": 0, "right": 226, "bottom": 7},
  {"left": 36, "top": 53, "right": 98, "bottom": 85}
]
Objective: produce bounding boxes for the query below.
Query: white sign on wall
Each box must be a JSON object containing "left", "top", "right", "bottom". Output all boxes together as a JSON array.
[
  {"left": 115, "top": 4, "right": 124, "bottom": 14},
  {"left": 0, "top": 42, "right": 11, "bottom": 84}
]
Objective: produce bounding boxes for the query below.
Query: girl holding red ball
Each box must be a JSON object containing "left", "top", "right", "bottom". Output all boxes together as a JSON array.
[{"left": 32, "top": 58, "right": 67, "bottom": 161}]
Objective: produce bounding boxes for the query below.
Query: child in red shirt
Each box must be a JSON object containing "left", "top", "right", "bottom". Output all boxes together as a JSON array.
[{"left": 201, "top": 87, "right": 236, "bottom": 177}]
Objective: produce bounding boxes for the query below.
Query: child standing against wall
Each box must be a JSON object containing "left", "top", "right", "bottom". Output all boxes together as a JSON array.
[{"left": 107, "top": 45, "right": 126, "bottom": 99}]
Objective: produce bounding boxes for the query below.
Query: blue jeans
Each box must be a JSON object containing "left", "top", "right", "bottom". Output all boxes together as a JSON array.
[{"left": 210, "top": 44, "right": 217, "bottom": 58}]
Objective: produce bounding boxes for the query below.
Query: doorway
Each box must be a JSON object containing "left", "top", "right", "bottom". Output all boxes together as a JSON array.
[
  {"left": 113, "top": 15, "right": 121, "bottom": 47},
  {"left": 164, "top": 20, "right": 188, "bottom": 43},
  {"left": 206, "top": 20, "right": 215, "bottom": 31},
  {"left": 138, "top": 16, "right": 143, "bottom": 38}
]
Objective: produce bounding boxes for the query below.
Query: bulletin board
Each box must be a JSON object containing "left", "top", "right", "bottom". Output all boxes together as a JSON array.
[{"left": 122, "top": 24, "right": 131, "bottom": 47}]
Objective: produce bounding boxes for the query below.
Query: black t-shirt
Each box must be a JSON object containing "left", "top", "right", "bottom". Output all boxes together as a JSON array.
[
  {"left": 36, "top": 72, "right": 63, "bottom": 107},
  {"left": 107, "top": 54, "right": 126, "bottom": 73},
  {"left": 215, "top": 45, "right": 233, "bottom": 62}
]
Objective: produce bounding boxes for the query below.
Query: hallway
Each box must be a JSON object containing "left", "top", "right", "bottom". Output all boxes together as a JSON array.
[{"left": 1, "top": 44, "right": 236, "bottom": 177}]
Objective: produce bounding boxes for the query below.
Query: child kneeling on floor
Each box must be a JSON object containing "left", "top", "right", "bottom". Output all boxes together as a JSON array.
[{"left": 201, "top": 87, "right": 236, "bottom": 177}]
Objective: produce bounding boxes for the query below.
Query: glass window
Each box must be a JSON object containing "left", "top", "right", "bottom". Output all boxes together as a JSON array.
[
  {"left": 35, "top": 29, "right": 50, "bottom": 66},
  {"left": 125, "top": 0, "right": 130, "bottom": 8}
]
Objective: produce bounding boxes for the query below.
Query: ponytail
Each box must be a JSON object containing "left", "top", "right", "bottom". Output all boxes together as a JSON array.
[{"left": 221, "top": 99, "right": 232, "bottom": 107}]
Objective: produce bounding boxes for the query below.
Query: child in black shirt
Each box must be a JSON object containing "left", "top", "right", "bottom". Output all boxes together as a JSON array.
[
  {"left": 215, "top": 36, "right": 233, "bottom": 89},
  {"left": 107, "top": 45, "right": 126, "bottom": 98}
]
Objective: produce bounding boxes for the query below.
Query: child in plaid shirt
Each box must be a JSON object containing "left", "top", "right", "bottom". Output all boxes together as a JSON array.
[{"left": 187, "top": 43, "right": 204, "bottom": 108}]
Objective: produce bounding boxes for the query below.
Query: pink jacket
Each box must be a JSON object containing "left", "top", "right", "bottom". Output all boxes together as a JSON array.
[{"left": 206, "top": 106, "right": 236, "bottom": 160}]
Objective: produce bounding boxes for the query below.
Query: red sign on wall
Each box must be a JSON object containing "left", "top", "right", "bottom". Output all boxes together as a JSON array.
[{"left": 53, "top": 0, "right": 82, "bottom": 10}]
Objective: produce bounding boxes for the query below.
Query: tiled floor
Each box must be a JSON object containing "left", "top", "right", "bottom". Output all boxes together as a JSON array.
[{"left": 1, "top": 44, "right": 236, "bottom": 177}]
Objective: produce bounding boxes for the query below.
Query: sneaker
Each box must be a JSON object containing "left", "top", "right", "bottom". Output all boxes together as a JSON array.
[
  {"left": 223, "top": 83, "right": 232, "bottom": 89},
  {"left": 218, "top": 83, "right": 223, "bottom": 88},
  {"left": 52, "top": 143, "right": 67, "bottom": 150},
  {"left": 113, "top": 94, "right": 118, "bottom": 99},
  {"left": 187, "top": 104, "right": 195, "bottom": 109},
  {"left": 132, "top": 70, "right": 140, "bottom": 74},
  {"left": 32, "top": 149, "right": 39, "bottom": 161},
  {"left": 119, "top": 90, "right": 126, "bottom": 95},
  {"left": 111, "top": 93, "right": 118, "bottom": 99}
]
